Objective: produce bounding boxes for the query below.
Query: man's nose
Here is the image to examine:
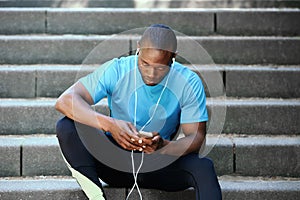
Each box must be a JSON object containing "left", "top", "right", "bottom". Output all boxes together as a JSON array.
[{"left": 148, "top": 67, "right": 157, "bottom": 78}]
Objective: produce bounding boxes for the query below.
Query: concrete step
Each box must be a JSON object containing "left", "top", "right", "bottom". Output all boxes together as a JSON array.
[
  {"left": 1, "top": 65, "right": 300, "bottom": 98},
  {"left": 0, "top": 35, "right": 300, "bottom": 65},
  {"left": 0, "top": 176, "right": 124, "bottom": 200},
  {"left": 224, "top": 65, "right": 300, "bottom": 98},
  {"left": 0, "top": 65, "right": 93, "bottom": 99},
  {"left": 0, "top": 134, "right": 232, "bottom": 177},
  {"left": 0, "top": 134, "right": 299, "bottom": 177},
  {"left": 0, "top": 176, "right": 299, "bottom": 200},
  {"left": 233, "top": 135, "right": 300, "bottom": 177},
  {"left": 0, "top": 98, "right": 299, "bottom": 135},
  {"left": 0, "top": 0, "right": 299, "bottom": 9},
  {"left": 0, "top": 8, "right": 299, "bottom": 36},
  {"left": 0, "top": 98, "right": 106, "bottom": 135}
]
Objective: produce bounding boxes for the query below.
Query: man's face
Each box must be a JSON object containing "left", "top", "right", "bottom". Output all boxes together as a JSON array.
[{"left": 138, "top": 48, "right": 172, "bottom": 86}]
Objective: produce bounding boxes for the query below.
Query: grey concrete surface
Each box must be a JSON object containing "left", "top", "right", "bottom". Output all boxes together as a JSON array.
[
  {"left": 0, "top": 137, "right": 23, "bottom": 176},
  {"left": 36, "top": 65, "right": 93, "bottom": 97},
  {"left": 0, "top": 7, "right": 299, "bottom": 200},
  {"left": 22, "top": 136, "right": 70, "bottom": 176},
  {"left": 1, "top": 98, "right": 299, "bottom": 135},
  {"left": 129, "top": 188, "right": 195, "bottom": 200},
  {"left": 2, "top": 65, "right": 300, "bottom": 98},
  {"left": 0, "top": 1, "right": 299, "bottom": 8},
  {"left": 0, "top": 135, "right": 232, "bottom": 177},
  {"left": 212, "top": 98, "right": 300, "bottom": 135},
  {"left": 217, "top": 10, "right": 300, "bottom": 36},
  {"left": 0, "top": 65, "right": 224, "bottom": 98},
  {"left": 0, "top": 0, "right": 134, "bottom": 8},
  {"left": 132, "top": 36, "right": 300, "bottom": 65},
  {"left": 0, "top": 9, "right": 45, "bottom": 34},
  {"left": 220, "top": 177, "right": 300, "bottom": 200},
  {"left": 0, "top": 8, "right": 299, "bottom": 35},
  {"left": 0, "top": 66, "right": 36, "bottom": 98},
  {"left": 194, "top": 37, "right": 300, "bottom": 65},
  {"left": 205, "top": 136, "right": 233, "bottom": 175},
  {"left": 0, "top": 99, "right": 62, "bottom": 134},
  {"left": 1, "top": 135, "right": 299, "bottom": 177},
  {"left": 1, "top": 36, "right": 300, "bottom": 65},
  {"left": 0, "top": 178, "right": 125, "bottom": 200},
  {"left": 234, "top": 136, "right": 300, "bottom": 177},
  {"left": 0, "top": 176, "right": 299, "bottom": 200},
  {"left": 225, "top": 65, "right": 300, "bottom": 98},
  {"left": 0, "top": 35, "right": 130, "bottom": 64},
  {"left": 0, "top": 65, "right": 95, "bottom": 98},
  {"left": 0, "top": 98, "right": 108, "bottom": 135},
  {"left": 47, "top": 9, "right": 214, "bottom": 35}
]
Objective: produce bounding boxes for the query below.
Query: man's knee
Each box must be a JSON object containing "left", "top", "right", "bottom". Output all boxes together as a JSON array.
[
  {"left": 56, "top": 116, "right": 75, "bottom": 140},
  {"left": 199, "top": 157, "right": 215, "bottom": 172},
  {"left": 182, "top": 155, "right": 216, "bottom": 174}
]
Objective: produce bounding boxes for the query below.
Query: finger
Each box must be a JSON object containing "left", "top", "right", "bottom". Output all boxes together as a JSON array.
[
  {"left": 121, "top": 137, "right": 143, "bottom": 151},
  {"left": 141, "top": 137, "right": 153, "bottom": 146},
  {"left": 152, "top": 132, "right": 159, "bottom": 137},
  {"left": 128, "top": 123, "right": 139, "bottom": 135},
  {"left": 117, "top": 131, "right": 142, "bottom": 150},
  {"left": 119, "top": 126, "right": 137, "bottom": 141},
  {"left": 143, "top": 145, "right": 156, "bottom": 154},
  {"left": 127, "top": 129, "right": 140, "bottom": 142},
  {"left": 152, "top": 135, "right": 161, "bottom": 143},
  {"left": 124, "top": 131, "right": 143, "bottom": 146}
]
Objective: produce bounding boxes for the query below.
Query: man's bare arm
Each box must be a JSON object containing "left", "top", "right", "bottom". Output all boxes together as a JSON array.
[
  {"left": 55, "top": 81, "right": 142, "bottom": 150},
  {"left": 55, "top": 82, "right": 109, "bottom": 130},
  {"left": 143, "top": 122, "right": 206, "bottom": 156}
]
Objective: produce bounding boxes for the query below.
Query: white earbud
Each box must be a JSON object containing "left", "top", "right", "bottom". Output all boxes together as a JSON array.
[
  {"left": 136, "top": 48, "right": 140, "bottom": 55},
  {"left": 172, "top": 57, "right": 175, "bottom": 67}
]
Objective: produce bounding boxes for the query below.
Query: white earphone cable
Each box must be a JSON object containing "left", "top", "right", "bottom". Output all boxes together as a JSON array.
[
  {"left": 126, "top": 51, "right": 174, "bottom": 200},
  {"left": 140, "top": 68, "right": 172, "bottom": 132},
  {"left": 126, "top": 150, "right": 144, "bottom": 200},
  {"left": 126, "top": 50, "right": 143, "bottom": 200}
]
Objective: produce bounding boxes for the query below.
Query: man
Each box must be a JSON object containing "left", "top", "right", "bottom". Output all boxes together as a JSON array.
[{"left": 55, "top": 24, "right": 222, "bottom": 200}]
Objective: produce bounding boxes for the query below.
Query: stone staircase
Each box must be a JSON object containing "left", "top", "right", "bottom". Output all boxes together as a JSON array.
[
  {"left": 0, "top": 0, "right": 300, "bottom": 8},
  {"left": 0, "top": 7, "right": 300, "bottom": 200}
]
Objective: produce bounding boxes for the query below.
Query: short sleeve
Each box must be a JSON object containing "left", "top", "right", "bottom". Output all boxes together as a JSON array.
[
  {"left": 79, "top": 59, "right": 117, "bottom": 104},
  {"left": 180, "top": 74, "right": 208, "bottom": 123}
]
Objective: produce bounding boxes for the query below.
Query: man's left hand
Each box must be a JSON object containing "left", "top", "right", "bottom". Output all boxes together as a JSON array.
[{"left": 140, "top": 132, "right": 167, "bottom": 154}]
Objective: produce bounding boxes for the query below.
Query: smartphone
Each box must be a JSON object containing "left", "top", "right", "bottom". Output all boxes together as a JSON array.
[{"left": 138, "top": 131, "right": 153, "bottom": 138}]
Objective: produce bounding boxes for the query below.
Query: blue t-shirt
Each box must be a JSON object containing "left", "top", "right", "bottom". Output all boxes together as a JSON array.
[{"left": 80, "top": 55, "right": 208, "bottom": 140}]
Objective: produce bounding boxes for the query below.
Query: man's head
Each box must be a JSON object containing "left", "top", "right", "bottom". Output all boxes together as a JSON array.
[
  {"left": 139, "top": 24, "right": 177, "bottom": 53},
  {"left": 137, "top": 24, "right": 177, "bottom": 86}
]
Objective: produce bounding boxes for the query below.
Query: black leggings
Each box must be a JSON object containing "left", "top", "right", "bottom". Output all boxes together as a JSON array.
[{"left": 56, "top": 117, "right": 222, "bottom": 200}]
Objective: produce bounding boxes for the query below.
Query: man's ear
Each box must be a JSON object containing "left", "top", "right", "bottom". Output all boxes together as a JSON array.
[
  {"left": 170, "top": 51, "right": 178, "bottom": 67},
  {"left": 173, "top": 51, "right": 178, "bottom": 59},
  {"left": 171, "top": 52, "right": 178, "bottom": 63}
]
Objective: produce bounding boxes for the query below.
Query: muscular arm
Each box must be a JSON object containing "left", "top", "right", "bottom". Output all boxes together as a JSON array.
[
  {"left": 55, "top": 82, "right": 111, "bottom": 130},
  {"left": 55, "top": 81, "right": 142, "bottom": 150},
  {"left": 144, "top": 122, "right": 206, "bottom": 156}
]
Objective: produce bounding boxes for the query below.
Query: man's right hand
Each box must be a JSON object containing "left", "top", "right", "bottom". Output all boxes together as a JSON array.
[{"left": 108, "top": 119, "right": 145, "bottom": 151}]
